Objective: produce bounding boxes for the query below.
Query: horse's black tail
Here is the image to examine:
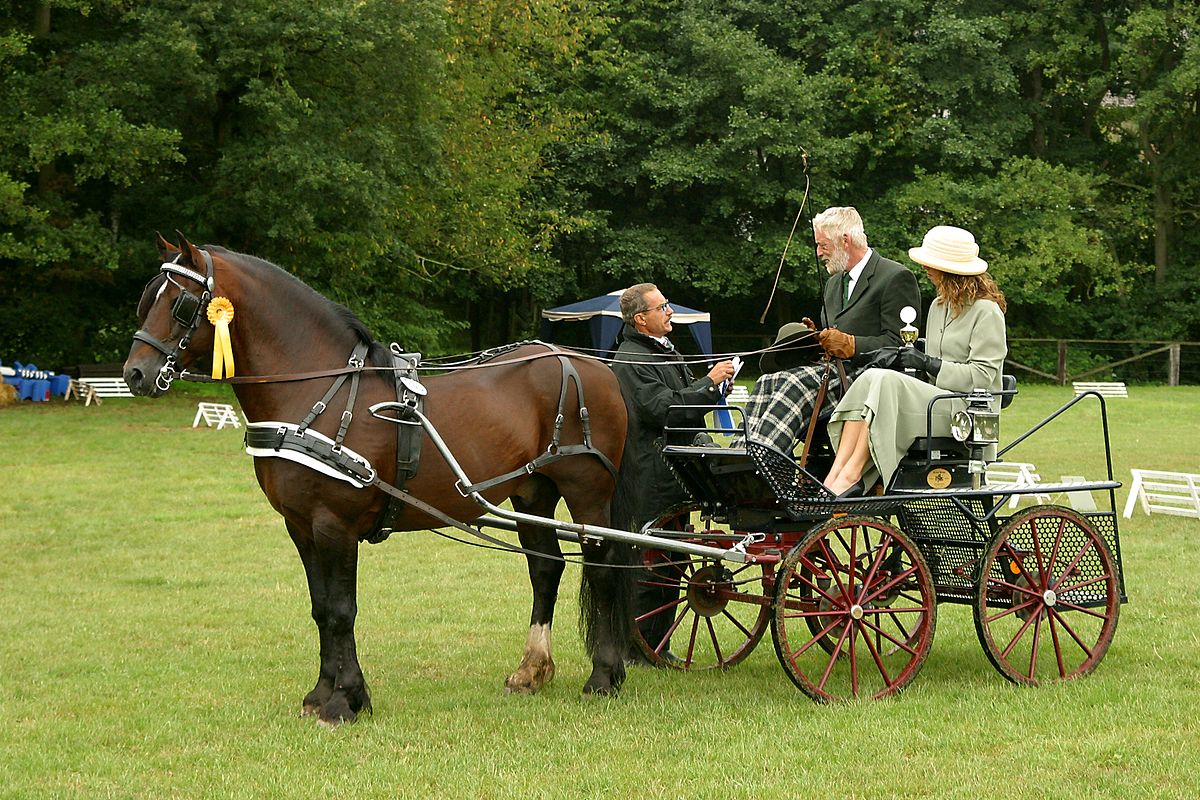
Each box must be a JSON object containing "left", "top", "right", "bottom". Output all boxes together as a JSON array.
[{"left": 579, "top": 386, "right": 640, "bottom": 672}]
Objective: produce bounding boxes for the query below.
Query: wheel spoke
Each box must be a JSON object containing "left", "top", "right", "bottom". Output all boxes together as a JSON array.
[
  {"left": 860, "top": 615, "right": 920, "bottom": 657},
  {"left": 1047, "top": 606, "right": 1097, "bottom": 658},
  {"left": 1026, "top": 609, "right": 1043, "bottom": 679},
  {"left": 984, "top": 595, "right": 1040, "bottom": 625},
  {"left": 849, "top": 621, "right": 860, "bottom": 697},
  {"left": 999, "top": 604, "right": 1041, "bottom": 659},
  {"left": 634, "top": 595, "right": 686, "bottom": 625},
  {"left": 818, "top": 538, "right": 852, "bottom": 603},
  {"left": 1053, "top": 573, "right": 1110, "bottom": 598},
  {"left": 719, "top": 607, "right": 756, "bottom": 639},
  {"left": 986, "top": 575, "right": 1042, "bottom": 600},
  {"left": 858, "top": 533, "right": 894, "bottom": 596},
  {"left": 1029, "top": 514, "right": 1047, "bottom": 582},
  {"left": 859, "top": 620, "right": 893, "bottom": 686},
  {"left": 998, "top": 540, "right": 1043, "bottom": 591},
  {"left": 1051, "top": 599, "right": 1114, "bottom": 620},
  {"left": 1050, "top": 539, "right": 1096, "bottom": 593},
  {"left": 705, "top": 616, "right": 725, "bottom": 665},
  {"left": 859, "top": 563, "right": 919, "bottom": 607},
  {"left": 1048, "top": 609, "right": 1068, "bottom": 678},
  {"left": 794, "top": 553, "right": 844, "bottom": 608}
]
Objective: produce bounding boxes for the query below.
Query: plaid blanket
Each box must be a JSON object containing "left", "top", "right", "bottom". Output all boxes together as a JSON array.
[{"left": 742, "top": 365, "right": 843, "bottom": 454}]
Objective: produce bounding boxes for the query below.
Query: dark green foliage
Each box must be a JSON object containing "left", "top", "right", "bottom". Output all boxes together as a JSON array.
[{"left": 0, "top": 0, "right": 1197, "bottom": 367}]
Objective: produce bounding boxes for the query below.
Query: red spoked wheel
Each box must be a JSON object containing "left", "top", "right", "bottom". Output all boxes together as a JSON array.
[
  {"left": 771, "top": 515, "right": 936, "bottom": 702},
  {"left": 974, "top": 505, "right": 1120, "bottom": 685},
  {"left": 632, "top": 514, "right": 772, "bottom": 670}
]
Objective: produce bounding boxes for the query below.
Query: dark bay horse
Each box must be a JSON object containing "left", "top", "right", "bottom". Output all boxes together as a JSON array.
[{"left": 123, "top": 233, "right": 635, "bottom": 726}]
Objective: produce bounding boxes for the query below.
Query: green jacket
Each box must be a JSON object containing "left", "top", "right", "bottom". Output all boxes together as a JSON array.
[{"left": 820, "top": 249, "right": 922, "bottom": 360}]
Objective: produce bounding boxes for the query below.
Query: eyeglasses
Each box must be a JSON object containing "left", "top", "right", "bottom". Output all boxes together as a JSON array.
[{"left": 644, "top": 302, "right": 671, "bottom": 314}]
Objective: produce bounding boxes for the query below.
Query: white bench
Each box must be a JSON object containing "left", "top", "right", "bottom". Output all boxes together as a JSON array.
[
  {"left": 985, "top": 461, "right": 1051, "bottom": 508},
  {"left": 193, "top": 402, "right": 242, "bottom": 430},
  {"left": 69, "top": 377, "right": 133, "bottom": 405},
  {"left": 1073, "top": 381, "right": 1127, "bottom": 397},
  {"left": 726, "top": 385, "right": 750, "bottom": 404},
  {"left": 1123, "top": 469, "right": 1200, "bottom": 519}
]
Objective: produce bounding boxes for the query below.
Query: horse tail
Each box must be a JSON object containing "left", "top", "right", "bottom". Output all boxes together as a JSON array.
[{"left": 578, "top": 380, "right": 640, "bottom": 667}]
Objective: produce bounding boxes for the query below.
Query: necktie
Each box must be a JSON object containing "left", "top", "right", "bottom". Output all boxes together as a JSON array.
[{"left": 842, "top": 272, "right": 851, "bottom": 308}]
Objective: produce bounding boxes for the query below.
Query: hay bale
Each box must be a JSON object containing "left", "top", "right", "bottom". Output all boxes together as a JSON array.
[{"left": 0, "top": 382, "right": 18, "bottom": 406}]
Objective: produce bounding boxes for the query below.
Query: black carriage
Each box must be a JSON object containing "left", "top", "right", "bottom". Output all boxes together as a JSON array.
[{"left": 628, "top": 381, "right": 1126, "bottom": 701}]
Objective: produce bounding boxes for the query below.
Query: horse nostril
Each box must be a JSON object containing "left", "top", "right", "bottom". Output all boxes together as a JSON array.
[{"left": 125, "top": 367, "right": 143, "bottom": 388}]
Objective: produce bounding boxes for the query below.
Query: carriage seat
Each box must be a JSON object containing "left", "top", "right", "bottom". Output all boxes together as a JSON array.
[{"left": 890, "top": 375, "right": 1017, "bottom": 491}]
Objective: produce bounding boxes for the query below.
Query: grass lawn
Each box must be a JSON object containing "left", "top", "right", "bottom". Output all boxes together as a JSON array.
[{"left": 1, "top": 382, "right": 1198, "bottom": 799}]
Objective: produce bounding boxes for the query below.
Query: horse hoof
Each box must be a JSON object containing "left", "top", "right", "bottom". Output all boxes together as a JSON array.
[
  {"left": 582, "top": 681, "right": 619, "bottom": 697},
  {"left": 316, "top": 696, "right": 357, "bottom": 727},
  {"left": 504, "top": 662, "right": 555, "bottom": 695},
  {"left": 301, "top": 704, "right": 320, "bottom": 718}
]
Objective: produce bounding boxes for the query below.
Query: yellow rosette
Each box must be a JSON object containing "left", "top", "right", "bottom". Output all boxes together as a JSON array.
[{"left": 206, "top": 297, "right": 236, "bottom": 379}]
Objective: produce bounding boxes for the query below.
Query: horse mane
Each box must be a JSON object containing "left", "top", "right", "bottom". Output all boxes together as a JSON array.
[{"left": 211, "top": 245, "right": 392, "bottom": 367}]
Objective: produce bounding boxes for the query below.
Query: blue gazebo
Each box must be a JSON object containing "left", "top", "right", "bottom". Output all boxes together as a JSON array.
[{"left": 538, "top": 290, "right": 713, "bottom": 355}]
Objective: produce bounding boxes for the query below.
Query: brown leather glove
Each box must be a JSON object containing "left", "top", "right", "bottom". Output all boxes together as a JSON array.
[
  {"left": 800, "top": 317, "right": 816, "bottom": 332},
  {"left": 819, "top": 328, "right": 855, "bottom": 359}
]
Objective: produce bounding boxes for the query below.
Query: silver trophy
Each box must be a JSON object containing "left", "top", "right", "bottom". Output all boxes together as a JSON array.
[{"left": 899, "top": 306, "right": 918, "bottom": 376}]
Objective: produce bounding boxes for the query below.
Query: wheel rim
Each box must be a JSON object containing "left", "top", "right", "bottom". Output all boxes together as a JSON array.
[
  {"left": 633, "top": 514, "right": 771, "bottom": 670},
  {"left": 771, "top": 516, "right": 936, "bottom": 702},
  {"left": 974, "top": 505, "right": 1120, "bottom": 685}
]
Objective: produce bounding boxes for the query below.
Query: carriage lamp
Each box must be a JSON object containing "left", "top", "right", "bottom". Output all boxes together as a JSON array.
[{"left": 950, "top": 391, "right": 1000, "bottom": 447}]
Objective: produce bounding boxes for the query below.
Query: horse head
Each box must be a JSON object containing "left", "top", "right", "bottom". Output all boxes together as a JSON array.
[{"left": 124, "top": 231, "right": 224, "bottom": 396}]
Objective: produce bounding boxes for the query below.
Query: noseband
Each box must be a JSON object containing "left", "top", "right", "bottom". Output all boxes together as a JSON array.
[{"left": 132, "top": 249, "right": 215, "bottom": 391}]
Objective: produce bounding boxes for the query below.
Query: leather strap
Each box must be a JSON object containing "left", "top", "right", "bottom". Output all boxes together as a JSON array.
[{"left": 797, "top": 360, "right": 832, "bottom": 469}]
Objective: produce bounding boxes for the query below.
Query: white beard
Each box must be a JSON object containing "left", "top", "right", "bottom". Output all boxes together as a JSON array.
[{"left": 824, "top": 246, "right": 850, "bottom": 276}]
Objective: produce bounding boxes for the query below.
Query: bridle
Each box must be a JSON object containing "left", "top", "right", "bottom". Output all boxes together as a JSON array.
[{"left": 132, "top": 249, "right": 215, "bottom": 391}]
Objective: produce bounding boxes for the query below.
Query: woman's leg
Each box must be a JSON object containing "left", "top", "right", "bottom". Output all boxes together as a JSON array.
[{"left": 824, "top": 419, "right": 871, "bottom": 494}]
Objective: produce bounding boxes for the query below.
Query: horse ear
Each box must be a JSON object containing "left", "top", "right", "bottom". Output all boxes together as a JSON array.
[
  {"left": 174, "top": 230, "right": 202, "bottom": 268},
  {"left": 155, "top": 231, "right": 178, "bottom": 261}
]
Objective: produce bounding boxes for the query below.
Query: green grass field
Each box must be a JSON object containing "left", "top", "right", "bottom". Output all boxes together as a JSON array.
[{"left": 1, "top": 383, "right": 1198, "bottom": 799}]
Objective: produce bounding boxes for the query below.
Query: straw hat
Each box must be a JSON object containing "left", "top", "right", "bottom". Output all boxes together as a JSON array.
[
  {"left": 760, "top": 322, "right": 821, "bottom": 373},
  {"left": 908, "top": 225, "right": 988, "bottom": 275}
]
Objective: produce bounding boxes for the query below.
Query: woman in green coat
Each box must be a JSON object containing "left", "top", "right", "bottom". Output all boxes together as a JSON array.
[{"left": 823, "top": 225, "right": 1008, "bottom": 496}]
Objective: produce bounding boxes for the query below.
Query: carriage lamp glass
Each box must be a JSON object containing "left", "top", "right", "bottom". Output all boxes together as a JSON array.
[{"left": 951, "top": 393, "right": 1000, "bottom": 446}]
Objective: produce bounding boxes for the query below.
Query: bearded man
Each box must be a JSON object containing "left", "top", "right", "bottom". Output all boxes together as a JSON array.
[{"left": 744, "top": 206, "right": 921, "bottom": 454}]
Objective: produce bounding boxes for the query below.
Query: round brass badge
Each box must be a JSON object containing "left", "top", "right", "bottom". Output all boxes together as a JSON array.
[{"left": 927, "top": 468, "right": 952, "bottom": 489}]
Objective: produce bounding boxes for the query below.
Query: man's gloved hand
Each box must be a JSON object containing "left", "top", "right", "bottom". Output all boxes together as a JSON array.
[
  {"left": 899, "top": 347, "right": 942, "bottom": 378},
  {"left": 818, "top": 328, "right": 855, "bottom": 359},
  {"left": 800, "top": 317, "right": 817, "bottom": 332}
]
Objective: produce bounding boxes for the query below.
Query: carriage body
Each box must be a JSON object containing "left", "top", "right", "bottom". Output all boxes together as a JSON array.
[{"left": 632, "top": 388, "right": 1126, "bottom": 700}]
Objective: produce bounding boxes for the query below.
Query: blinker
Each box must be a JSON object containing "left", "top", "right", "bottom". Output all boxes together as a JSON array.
[{"left": 172, "top": 290, "right": 202, "bottom": 327}]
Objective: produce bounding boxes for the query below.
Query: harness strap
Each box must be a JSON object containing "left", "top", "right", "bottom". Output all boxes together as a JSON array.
[
  {"left": 797, "top": 360, "right": 832, "bottom": 469},
  {"left": 296, "top": 342, "right": 370, "bottom": 442},
  {"left": 245, "top": 422, "right": 375, "bottom": 485}
]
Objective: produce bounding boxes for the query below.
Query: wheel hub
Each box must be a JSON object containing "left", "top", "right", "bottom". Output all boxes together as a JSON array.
[
  {"left": 1043, "top": 588, "right": 1057, "bottom": 607},
  {"left": 687, "top": 565, "right": 734, "bottom": 617}
]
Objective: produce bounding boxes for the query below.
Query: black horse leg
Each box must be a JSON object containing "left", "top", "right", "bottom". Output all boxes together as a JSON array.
[
  {"left": 307, "top": 520, "right": 367, "bottom": 724},
  {"left": 506, "top": 475, "right": 565, "bottom": 694},
  {"left": 286, "top": 521, "right": 337, "bottom": 717},
  {"left": 579, "top": 538, "right": 634, "bottom": 696},
  {"left": 302, "top": 517, "right": 371, "bottom": 726}
]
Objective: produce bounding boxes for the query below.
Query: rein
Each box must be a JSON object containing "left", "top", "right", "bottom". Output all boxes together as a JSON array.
[{"left": 176, "top": 338, "right": 824, "bottom": 387}]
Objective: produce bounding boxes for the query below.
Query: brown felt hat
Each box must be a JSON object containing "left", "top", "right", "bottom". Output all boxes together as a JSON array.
[{"left": 760, "top": 322, "right": 821, "bottom": 373}]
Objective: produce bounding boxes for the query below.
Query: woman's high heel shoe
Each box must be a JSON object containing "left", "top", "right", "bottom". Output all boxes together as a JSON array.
[{"left": 831, "top": 479, "right": 866, "bottom": 499}]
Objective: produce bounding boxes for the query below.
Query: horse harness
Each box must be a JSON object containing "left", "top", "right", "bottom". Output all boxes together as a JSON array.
[
  {"left": 244, "top": 341, "right": 617, "bottom": 544},
  {"left": 133, "top": 251, "right": 215, "bottom": 392}
]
